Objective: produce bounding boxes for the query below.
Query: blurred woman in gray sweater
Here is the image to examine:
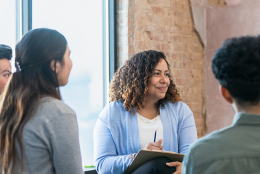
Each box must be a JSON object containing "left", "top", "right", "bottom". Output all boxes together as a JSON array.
[{"left": 0, "top": 28, "right": 83, "bottom": 174}]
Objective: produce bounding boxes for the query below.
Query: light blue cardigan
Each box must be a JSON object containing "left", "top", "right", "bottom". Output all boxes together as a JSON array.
[{"left": 93, "top": 101, "right": 197, "bottom": 174}]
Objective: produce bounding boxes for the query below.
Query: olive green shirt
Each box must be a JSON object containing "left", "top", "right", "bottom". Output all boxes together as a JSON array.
[{"left": 182, "top": 113, "right": 260, "bottom": 174}]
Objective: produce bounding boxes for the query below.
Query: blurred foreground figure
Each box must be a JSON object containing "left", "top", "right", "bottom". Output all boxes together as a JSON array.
[{"left": 183, "top": 36, "right": 260, "bottom": 174}]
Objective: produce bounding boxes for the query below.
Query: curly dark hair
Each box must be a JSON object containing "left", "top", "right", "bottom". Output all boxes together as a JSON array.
[
  {"left": 110, "top": 50, "right": 181, "bottom": 113},
  {"left": 0, "top": 44, "right": 12, "bottom": 60},
  {"left": 212, "top": 35, "right": 260, "bottom": 106}
]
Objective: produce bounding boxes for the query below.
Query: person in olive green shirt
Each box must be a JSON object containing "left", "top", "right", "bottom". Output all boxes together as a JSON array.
[{"left": 182, "top": 36, "right": 260, "bottom": 174}]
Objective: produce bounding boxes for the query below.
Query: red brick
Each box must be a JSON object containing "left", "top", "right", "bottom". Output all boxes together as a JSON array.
[
  {"left": 182, "top": 18, "right": 192, "bottom": 27},
  {"left": 197, "top": 128, "right": 205, "bottom": 138},
  {"left": 161, "top": 25, "right": 171, "bottom": 33},
  {"left": 188, "top": 45, "right": 203, "bottom": 53},
  {"left": 162, "top": 17, "right": 174, "bottom": 26},
  {"left": 166, "top": 8, "right": 174, "bottom": 16},
  {"left": 148, "top": 15, "right": 162, "bottom": 23},
  {"left": 161, "top": 0, "right": 171, "bottom": 7},
  {"left": 193, "top": 61, "right": 203, "bottom": 70},
  {"left": 172, "top": 44, "right": 186, "bottom": 52},
  {"left": 159, "top": 43, "right": 171, "bottom": 50},
  {"left": 189, "top": 70, "right": 202, "bottom": 78},
  {"left": 182, "top": 61, "right": 193, "bottom": 69},
  {"left": 190, "top": 103, "right": 202, "bottom": 113},
  {"left": 183, "top": 11, "right": 191, "bottom": 18},
  {"left": 134, "top": 40, "right": 147, "bottom": 49},
  {"left": 168, "top": 52, "right": 181, "bottom": 60},
  {"left": 151, "top": 32, "right": 160, "bottom": 41},
  {"left": 181, "top": 27, "right": 194, "bottom": 35},
  {"left": 159, "top": 34, "right": 169, "bottom": 42},
  {"left": 193, "top": 112, "right": 203, "bottom": 119},
  {"left": 183, "top": 3, "right": 190, "bottom": 11},
  {"left": 152, "top": 7, "right": 166, "bottom": 15},
  {"left": 187, "top": 86, "right": 201, "bottom": 94},
  {"left": 167, "top": 35, "right": 179, "bottom": 43},
  {"left": 195, "top": 119, "right": 204, "bottom": 128},
  {"left": 181, "top": 52, "right": 192, "bottom": 61},
  {"left": 134, "top": 13, "right": 146, "bottom": 22},
  {"left": 135, "top": 21, "right": 144, "bottom": 30},
  {"left": 147, "top": 0, "right": 159, "bottom": 5},
  {"left": 171, "top": 61, "right": 182, "bottom": 69},
  {"left": 174, "top": 10, "right": 184, "bottom": 17},
  {"left": 151, "top": 42, "right": 160, "bottom": 50},
  {"left": 174, "top": 18, "right": 183, "bottom": 27},
  {"left": 145, "top": 31, "right": 152, "bottom": 40},
  {"left": 193, "top": 53, "right": 204, "bottom": 61},
  {"left": 175, "top": 78, "right": 201, "bottom": 86},
  {"left": 145, "top": 25, "right": 157, "bottom": 31},
  {"left": 135, "top": 4, "right": 152, "bottom": 13},
  {"left": 171, "top": 1, "right": 181, "bottom": 8},
  {"left": 134, "top": 30, "right": 145, "bottom": 40}
]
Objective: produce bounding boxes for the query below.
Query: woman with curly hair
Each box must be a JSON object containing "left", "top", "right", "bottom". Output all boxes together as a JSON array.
[{"left": 94, "top": 50, "right": 197, "bottom": 174}]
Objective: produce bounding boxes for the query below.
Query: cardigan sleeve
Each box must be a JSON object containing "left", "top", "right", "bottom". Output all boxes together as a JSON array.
[
  {"left": 177, "top": 102, "right": 198, "bottom": 154},
  {"left": 93, "top": 118, "right": 134, "bottom": 174}
]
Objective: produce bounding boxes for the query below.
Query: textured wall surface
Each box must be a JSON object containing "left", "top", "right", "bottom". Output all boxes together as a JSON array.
[
  {"left": 117, "top": 0, "right": 206, "bottom": 138},
  {"left": 206, "top": 0, "right": 260, "bottom": 133}
]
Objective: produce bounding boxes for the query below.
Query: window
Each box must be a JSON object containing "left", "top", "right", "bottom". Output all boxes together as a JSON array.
[
  {"left": 0, "top": 0, "right": 17, "bottom": 66},
  {"left": 32, "top": 0, "right": 107, "bottom": 166},
  {"left": 1, "top": 0, "right": 116, "bottom": 168}
]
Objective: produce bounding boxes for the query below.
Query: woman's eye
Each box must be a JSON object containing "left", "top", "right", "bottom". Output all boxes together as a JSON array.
[
  {"left": 154, "top": 73, "right": 159, "bottom": 75},
  {"left": 3, "top": 74, "right": 10, "bottom": 78},
  {"left": 165, "top": 73, "right": 170, "bottom": 76}
]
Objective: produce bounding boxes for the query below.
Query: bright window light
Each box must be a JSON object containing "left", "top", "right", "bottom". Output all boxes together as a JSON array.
[{"left": 32, "top": 0, "right": 104, "bottom": 166}]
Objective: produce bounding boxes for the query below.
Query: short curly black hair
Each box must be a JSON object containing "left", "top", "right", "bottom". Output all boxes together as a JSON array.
[
  {"left": 0, "top": 44, "right": 12, "bottom": 60},
  {"left": 212, "top": 36, "right": 260, "bottom": 106},
  {"left": 110, "top": 50, "right": 181, "bottom": 113}
]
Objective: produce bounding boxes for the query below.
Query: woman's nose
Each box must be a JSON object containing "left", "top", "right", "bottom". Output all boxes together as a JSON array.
[{"left": 160, "top": 75, "right": 166, "bottom": 83}]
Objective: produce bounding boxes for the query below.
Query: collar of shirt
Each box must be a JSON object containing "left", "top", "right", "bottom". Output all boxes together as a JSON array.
[{"left": 232, "top": 112, "right": 260, "bottom": 126}]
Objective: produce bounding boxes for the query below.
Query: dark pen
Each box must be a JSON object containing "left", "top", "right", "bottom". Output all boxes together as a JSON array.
[{"left": 154, "top": 129, "right": 157, "bottom": 142}]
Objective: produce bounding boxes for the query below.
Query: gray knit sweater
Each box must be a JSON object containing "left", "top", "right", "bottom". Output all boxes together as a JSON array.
[{"left": 13, "top": 97, "right": 83, "bottom": 174}]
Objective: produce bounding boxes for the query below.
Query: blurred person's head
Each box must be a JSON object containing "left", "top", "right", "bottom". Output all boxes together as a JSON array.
[
  {"left": 0, "top": 28, "right": 71, "bottom": 174},
  {"left": 0, "top": 44, "right": 12, "bottom": 94},
  {"left": 212, "top": 36, "right": 260, "bottom": 112},
  {"left": 110, "top": 50, "right": 181, "bottom": 114}
]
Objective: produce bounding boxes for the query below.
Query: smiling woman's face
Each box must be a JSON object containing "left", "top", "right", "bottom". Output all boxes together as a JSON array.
[
  {"left": 147, "top": 59, "right": 170, "bottom": 103},
  {"left": 0, "top": 59, "right": 11, "bottom": 94}
]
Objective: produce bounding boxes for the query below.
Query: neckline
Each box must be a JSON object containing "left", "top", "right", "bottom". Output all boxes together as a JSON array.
[{"left": 137, "top": 113, "right": 160, "bottom": 124}]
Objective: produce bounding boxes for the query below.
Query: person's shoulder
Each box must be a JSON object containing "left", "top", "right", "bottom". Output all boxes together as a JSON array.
[
  {"left": 101, "top": 100, "right": 125, "bottom": 113},
  {"left": 99, "top": 100, "right": 128, "bottom": 122},
  {"left": 38, "top": 97, "right": 76, "bottom": 118},
  {"left": 187, "top": 126, "right": 234, "bottom": 166},
  {"left": 164, "top": 101, "right": 189, "bottom": 109},
  {"left": 24, "top": 97, "right": 76, "bottom": 131}
]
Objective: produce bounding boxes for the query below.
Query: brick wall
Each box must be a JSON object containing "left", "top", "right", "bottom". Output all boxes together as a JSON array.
[{"left": 117, "top": 0, "right": 205, "bottom": 138}]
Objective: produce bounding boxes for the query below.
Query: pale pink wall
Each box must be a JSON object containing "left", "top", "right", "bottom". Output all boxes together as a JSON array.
[{"left": 206, "top": 0, "right": 260, "bottom": 133}]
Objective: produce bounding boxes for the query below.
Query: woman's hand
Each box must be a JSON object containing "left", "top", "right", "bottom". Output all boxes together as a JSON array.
[
  {"left": 144, "top": 139, "right": 163, "bottom": 151},
  {"left": 166, "top": 161, "right": 182, "bottom": 174}
]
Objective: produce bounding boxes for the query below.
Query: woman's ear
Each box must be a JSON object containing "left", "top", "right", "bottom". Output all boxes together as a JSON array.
[
  {"left": 219, "top": 85, "right": 233, "bottom": 103},
  {"left": 50, "top": 60, "right": 62, "bottom": 73}
]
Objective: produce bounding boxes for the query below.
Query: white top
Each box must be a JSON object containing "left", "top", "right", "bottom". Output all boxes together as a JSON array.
[{"left": 137, "top": 113, "right": 164, "bottom": 149}]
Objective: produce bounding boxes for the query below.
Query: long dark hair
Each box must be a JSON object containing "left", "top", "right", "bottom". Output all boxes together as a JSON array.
[
  {"left": 0, "top": 28, "right": 67, "bottom": 174},
  {"left": 109, "top": 50, "right": 181, "bottom": 114}
]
